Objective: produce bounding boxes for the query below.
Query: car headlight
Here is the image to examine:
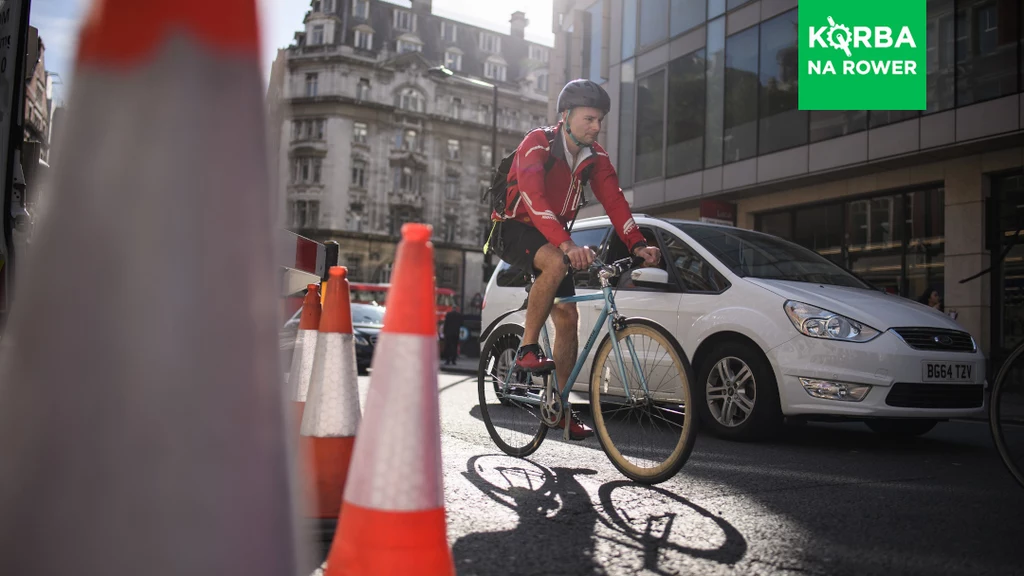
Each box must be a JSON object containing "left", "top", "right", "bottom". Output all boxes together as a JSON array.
[
  {"left": 784, "top": 300, "right": 879, "bottom": 343},
  {"left": 354, "top": 334, "right": 370, "bottom": 346}
]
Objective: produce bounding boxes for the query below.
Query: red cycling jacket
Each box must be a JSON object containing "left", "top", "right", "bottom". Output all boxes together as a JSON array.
[{"left": 492, "top": 122, "right": 647, "bottom": 253}]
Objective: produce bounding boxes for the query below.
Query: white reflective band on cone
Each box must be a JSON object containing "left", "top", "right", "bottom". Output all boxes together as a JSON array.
[
  {"left": 343, "top": 332, "right": 443, "bottom": 511},
  {"left": 301, "top": 333, "right": 360, "bottom": 437},
  {"left": 289, "top": 329, "right": 319, "bottom": 402}
]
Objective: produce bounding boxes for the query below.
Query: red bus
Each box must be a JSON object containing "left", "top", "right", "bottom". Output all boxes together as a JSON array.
[{"left": 350, "top": 282, "right": 457, "bottom": 324}]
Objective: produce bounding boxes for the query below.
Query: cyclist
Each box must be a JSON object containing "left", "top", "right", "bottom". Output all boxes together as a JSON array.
[{"left": 489, "top": 79, "right": 661, "bottom": 440}]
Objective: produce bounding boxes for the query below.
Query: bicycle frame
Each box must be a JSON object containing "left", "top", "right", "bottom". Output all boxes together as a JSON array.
[{"left": 498, "top": 281, "right": 651, "bottom": 408}]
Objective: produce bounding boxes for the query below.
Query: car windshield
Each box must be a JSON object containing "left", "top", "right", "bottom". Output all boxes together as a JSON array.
[
  {"left": 669, "top": 221, "right": 869, "bottom": 289},
  {"left": 352, "top": 303, "right": 385, "bottom": 325}
]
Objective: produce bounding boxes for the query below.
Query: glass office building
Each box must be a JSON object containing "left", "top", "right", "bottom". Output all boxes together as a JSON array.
[{"left": 550, "top": 0, "right": 1024, "bottom": 364}]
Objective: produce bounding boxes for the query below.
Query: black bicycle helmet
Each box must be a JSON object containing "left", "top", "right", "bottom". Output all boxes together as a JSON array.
[{"left": 557, "top": 79, "right": 611, "bottom": 115}]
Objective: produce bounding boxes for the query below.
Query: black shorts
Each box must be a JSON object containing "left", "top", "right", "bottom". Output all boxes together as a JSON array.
[{"left": 493, "top": 220, "right": 575, "bottom": 299}]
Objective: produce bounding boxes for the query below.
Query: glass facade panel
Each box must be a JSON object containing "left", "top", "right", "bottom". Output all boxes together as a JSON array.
[
  {"left": 995, "top": 173, "right": 1024, "bottom": 356},
  {"left": 635, "top": 70, "right": 666, "bottom": 182},
  {"left": 758, "top": 10, "right": 806, "bottom": 155},
  {"left": 724, "top": 26, "right": 759, "bottom": 163},
  {"left": 956, "top": 0, "right": 1019, "bottom": 106},
  {"left": 927, "top": 0, "right": 956, "bottom": 113},
  {"left": 586, "top": 1, "right": 605, "bottom": 83},
  {"left": 622, "top": 0, "right": 638, "bottom": 59},
  {"left": 667, "top": 49, "right": 707, "bottom": 177},
  {"left": 671, "top": 0, "right": 705, "bottom": 38},
  {"left": 869, "top": 110, "right": 920, "bottom": 128},
  {"left": 619, "top": 61, "right": 637, "bottom": 188},
  {"left": 906, "top": 189, "right": 946, "bottom": 306},
  {"left": 809, "top": 110, "right": 867, "bottom": 142},
  {"left": 793, "top": 203, "right": 845, "bottom": 267},
  {"left": 705, "top": 17, "right": 726, "bottom": 168},
  {"left": 846, "top": 195, "right": 905, "bottom": 294},
  {"left": 639, "top": 0, "right": 670, "bottom": 48},
  {"left": 756, "top": 211, "right": 791, "bottom": 240},
  {"left": 708, "top": 0, "right": 726, "bottom": 19}
]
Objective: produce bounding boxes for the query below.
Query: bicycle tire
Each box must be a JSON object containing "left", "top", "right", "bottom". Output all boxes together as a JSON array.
[
  {"left": 990, "top": 341, "right": 1024, "bottom": 489},
  {"left": 478, "top": 324, "right": 548, "bottom": 457},
  {"left": 590, "top": 318, "right": 698, "bottom": 485}
]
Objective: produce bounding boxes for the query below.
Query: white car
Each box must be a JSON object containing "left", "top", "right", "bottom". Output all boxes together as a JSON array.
[{"left": 480, "top": 215, "right": 987, "bottom": 440}]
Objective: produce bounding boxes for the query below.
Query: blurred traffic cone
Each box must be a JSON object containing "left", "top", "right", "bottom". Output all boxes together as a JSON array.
[
  {"left": 325, "top": 223, "right": 453, "bottom": 576},
  {"left": 289, "top": 283, "right": 322, "bottom": 425},
  {"left": 0, "top": 1, "right": 304, "bottom": 575},
  {"left": 301, "top": 266, "right": 360, "bottom": 523}
]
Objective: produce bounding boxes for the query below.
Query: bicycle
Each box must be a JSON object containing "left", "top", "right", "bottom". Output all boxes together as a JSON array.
[
  {"left": 477, "top": 255, "right": 698, "bottom": 485},
  {"left": 960, "top": 227, "right": 1024, "bottom": 488}
]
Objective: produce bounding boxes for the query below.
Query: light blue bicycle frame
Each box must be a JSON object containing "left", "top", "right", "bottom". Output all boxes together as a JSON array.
[{"left": 499, "top": 282, "right": 651, "bottom": 411}]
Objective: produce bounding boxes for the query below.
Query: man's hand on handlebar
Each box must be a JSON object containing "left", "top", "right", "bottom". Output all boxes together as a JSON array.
[
  {"left": 559, "top": 240, "right": 596, "bottom": 271},
  {"left": 633, "top": 245, "right": 661, "bottom": 268}
]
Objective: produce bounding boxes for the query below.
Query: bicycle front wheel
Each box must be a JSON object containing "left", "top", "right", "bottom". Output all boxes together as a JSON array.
[
  {"left": 478, "top": 324, "right": 547, "bottom": 457},
  {"left": 590, "top": 318, "right": 698, "bottom": 485},
  {"left": 991, "top": 343, "right": 1024, "bottom": 488}
]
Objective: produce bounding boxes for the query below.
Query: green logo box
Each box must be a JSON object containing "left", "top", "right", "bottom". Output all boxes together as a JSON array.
[{"left": 798, "top": 0, "right": 926, "bottom": 111}]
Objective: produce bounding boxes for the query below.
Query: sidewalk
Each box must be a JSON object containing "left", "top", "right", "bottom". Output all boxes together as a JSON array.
[{"left": 440, "top": 355, "right": 478, "bottom": 375}]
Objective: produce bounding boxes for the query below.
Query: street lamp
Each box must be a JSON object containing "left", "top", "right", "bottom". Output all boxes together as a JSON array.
[{"left": 426, "top": 65, "right": 498, "bottom": 177}]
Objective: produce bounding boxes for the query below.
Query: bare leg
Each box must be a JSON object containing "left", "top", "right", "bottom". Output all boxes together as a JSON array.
[
  {"left": 549, "top": 303, "right": 579, "bottom": 392},
  {"left": 521, "top": 244, "right": 570, "bottom": 346}
]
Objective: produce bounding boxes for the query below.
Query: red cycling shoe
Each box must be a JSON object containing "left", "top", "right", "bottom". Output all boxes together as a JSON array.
[{"left": 515, "top": 345, "right": 556, "bottom": 374}]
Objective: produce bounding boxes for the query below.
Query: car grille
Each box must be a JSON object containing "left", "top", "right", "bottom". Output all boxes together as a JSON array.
[
  {"left": 891, "top": 327, "right": 976, "bottom": 353},
  {"left": 885, "top": 383, "right": 984, "bottom": 409}
]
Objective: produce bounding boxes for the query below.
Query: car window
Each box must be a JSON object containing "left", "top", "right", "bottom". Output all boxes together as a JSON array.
[
  {"left": 570, "top": 226, "right": 612, "bottom": 289},
  {"left": 657, "top": 229, "right": 730, "bottom": 293},
  {"left": 604, "top": 226, "right": 679, "bottom": 292},
  {"left": 351, "top": 304, "right": 385, "bottom": 325}
]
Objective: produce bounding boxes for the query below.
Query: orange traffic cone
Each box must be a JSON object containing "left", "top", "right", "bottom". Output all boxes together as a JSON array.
[
  {"left": 0, "top": 0, "right": 303, "bottom": 574},
  {"left": 289, "top": 283, "right": 322, "bottom": 425},
  {"left": 325, "top": 223, "right": 454, "bottom": 576},
  {"left": 301, "top": 266, "right": 360, "bottom": 522}
]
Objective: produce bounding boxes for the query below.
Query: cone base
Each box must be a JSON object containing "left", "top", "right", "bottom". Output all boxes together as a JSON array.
[
  {"left": 326, "top": 503, "right": 453, "bottom": 576},
  {"left": 307, "top": 436, "right": 355, "bottom": 519}
]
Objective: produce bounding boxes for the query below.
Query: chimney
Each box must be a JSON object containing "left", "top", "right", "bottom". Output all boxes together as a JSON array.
[
  {"left": 411, "top": 0, "right": 433, "bottom": 13},
  {"left": 510, "top": 11, "right": 528, "bottom": 39}
]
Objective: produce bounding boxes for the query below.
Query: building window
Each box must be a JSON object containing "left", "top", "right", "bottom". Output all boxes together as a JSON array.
[
  {"left": 634, "top": 69, "right": 665, "bottom": 182},
  {"left": 484, "top": 61, "right": 507, "bottom": 81},
  {"left": 353, "top": 122, "right": 368, "bottom": 144},
  {"left": 583, "top": 2, "right": 604, "bottom": 83},
  {"left": 315, "top": 119, "right": 325, "bottom": 140},
  {"left": 394, "top": 10, "right": 415, "bottom": 31},
  {"left": 758, "top": 9, "right": 805, "bottom": 155},
  {"left": 480, "top": 104, "right": 492, "bottom": 124},
  {"left": 441, "top": 21, "right": 457, "bottom": 42},
  {"left": 480, "top": 33, "right": 501, "bottom": 53},
  {"left": 398, "top": 39, "right": 422, "bottom": 53},
  {"left": 293, "top": 157, "right": 322, "bottom": 183},
  {"left": 393, "top": 166, "right": 421, "bottom": 192},
  {"left": 723, "top": 26, "right": 758, "bottom": 164},
  {"left": 956, "top": 0, "right": 1018, "bottom": 107},
  {"left": 704, "top": 17, "right": 725, "bottom": 168},
  {"left": 447, "top": 139, "right": 461, "bottom": 160},
  {"left": 445, "top": 50, "right": 463, "bottom": 71},
  {"left": 809, "top": 110, "right": 867, "bottom": 143},
  {"left": 353, "top": 0, "right": 368, "bottom": 19},
  {"left": 442, "top": 217, "right": 458, "bottom": 244},
  {"left": 926, "top": 1, "right": 955, "bottom": 113},
  {"left": 445, "top": 173, "right": 460, "bottom": 200},
  {"left": 451, "top": 97, "right": 463, "bottom": 119},
  {"left": 305, "top": 73, "right": 319, "bottom": 97},
  {"left": 530, "top": 46, "right": 549, "bottom": 62},
  {"left": 312, "top": 0, "right": 321, "bottom": 11},
  {"left": 399, "top": 129, "right": 418, "bottom": 151},
  {"left": 312, "top": 159, "right": 322, "bottom": 183},
  {"left": 354, "top": 29, "right": 373, "bottom": 50},
  {"left": 292, "top": 200, "right": 320, "bottom": 229},
  {"left": 356, "top": 78, "right": 371, "bottom": 100},
  {"left": 671, "top": 0, "right": 705, "bottom": 37},
  {"left": 398, "top": 87, "right": 425, "bottom": 112},
  {"left": 869, "top": 109, "right": 919, "bottom": 128},
  {"left": 622, "top": 0, "right": 637, "bottom": 59},
  {"left": 311, "top": 25, "right": 325, "bottom": 45},
  {"left": 351, "top": 160, "right": 367, "bottom": 187},
  {"left": 619, "top": 61, "right": 636, "bottom": 187},
  {"left": 536, "top": 72, "right": 549, "bottom": 94},
  {"left": 639, "top": 0, "right": 669, "bottom": 48},
  {"left": 666, "top": 49, "right": 705, "bottom": 177},
  {"left": 480, "top": 145, "right": 493, "bottom": 167}
]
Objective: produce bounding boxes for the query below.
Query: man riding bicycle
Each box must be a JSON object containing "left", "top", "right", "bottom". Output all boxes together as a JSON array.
[{"left": 487, "top": 79, "right": 661, "bottom": 440}]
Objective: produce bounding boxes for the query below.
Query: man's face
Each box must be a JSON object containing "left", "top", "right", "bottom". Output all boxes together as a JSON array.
[{"left": 564, "top": 106, "right": 603, "bottom": 145}]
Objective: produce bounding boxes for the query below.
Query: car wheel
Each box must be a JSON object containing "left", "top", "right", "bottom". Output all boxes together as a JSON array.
[
  {"left": 865, "top": 419, "right": 938, "bottom": 438},
  {"left": 696, "top": 340, "right": 782, "bottom": 441}
]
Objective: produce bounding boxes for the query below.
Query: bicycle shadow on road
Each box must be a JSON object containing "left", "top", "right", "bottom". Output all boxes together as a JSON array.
[{"left": 451, "top": 455, "right": 746, "bottom": 576}]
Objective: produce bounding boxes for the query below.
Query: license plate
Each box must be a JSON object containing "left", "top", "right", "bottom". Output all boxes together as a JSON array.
[{"left": 922, "top": 361, "right": 974, "bottom": 382}]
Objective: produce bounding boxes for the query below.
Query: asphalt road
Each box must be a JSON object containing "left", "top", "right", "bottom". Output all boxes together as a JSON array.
[{"left": 328, "top": 371, "right": 1024, "bottom": 576}]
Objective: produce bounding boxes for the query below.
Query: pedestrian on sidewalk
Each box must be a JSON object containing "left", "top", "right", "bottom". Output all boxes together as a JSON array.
[{"left": 442, "top": 305, "right": 464, "bottom": 365}]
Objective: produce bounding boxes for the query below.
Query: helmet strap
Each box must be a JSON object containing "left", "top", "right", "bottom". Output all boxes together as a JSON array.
[{"left": 563, "top": 109, "right": 586, "bottom": 148}]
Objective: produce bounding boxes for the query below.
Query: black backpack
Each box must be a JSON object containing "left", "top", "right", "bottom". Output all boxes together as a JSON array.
[{"left": 483, "top": 126, "right": 595, "bottom": 222}]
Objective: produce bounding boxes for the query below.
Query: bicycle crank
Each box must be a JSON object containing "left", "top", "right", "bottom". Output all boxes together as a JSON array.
[{"left": 539, "top": 375, "right": 563, "bottom": 427}]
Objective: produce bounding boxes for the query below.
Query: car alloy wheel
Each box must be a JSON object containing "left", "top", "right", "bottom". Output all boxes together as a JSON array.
[{"left": 706, "top": 356, "right": 757, "bottom": 428}]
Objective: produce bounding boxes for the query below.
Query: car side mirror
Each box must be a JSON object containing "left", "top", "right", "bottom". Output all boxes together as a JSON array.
[{"left": 630, "top": 267, "right": 670, "bottom": 290}]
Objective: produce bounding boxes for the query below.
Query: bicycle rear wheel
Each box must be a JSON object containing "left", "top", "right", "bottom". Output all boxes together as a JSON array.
[
  {"left": 478, "top": 324, "right": 547, "bottom": 457},
  {"left": 590, "top": 318, "right": 698, "bottom": 485},
  {"left": 991, "top": 343, "right": 1024, "bottom": 488}
]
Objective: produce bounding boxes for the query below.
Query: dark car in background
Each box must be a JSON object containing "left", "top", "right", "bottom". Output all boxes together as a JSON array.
[{"left": 280, "top": 302, "right": 385, "bottom": 375}]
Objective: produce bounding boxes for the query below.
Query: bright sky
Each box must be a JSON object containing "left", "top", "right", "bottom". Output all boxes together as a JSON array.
[{"left": 31, "top": 0, "right": 555, "bottom": 106}]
